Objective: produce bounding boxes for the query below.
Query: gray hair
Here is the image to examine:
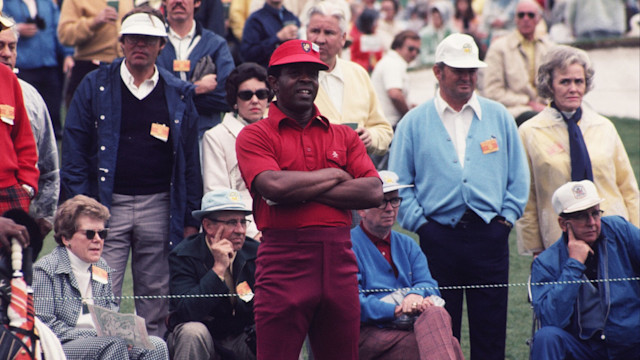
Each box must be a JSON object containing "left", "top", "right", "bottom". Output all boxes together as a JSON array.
[
  {"left": 0, "top": 15, "right": 20, "bottom": 40},
  {"left": 307, "top": 1, "right": 348, "bottom": 35},
  {"left": 537, "top": 45, "right": 595, "bottom": 99}
]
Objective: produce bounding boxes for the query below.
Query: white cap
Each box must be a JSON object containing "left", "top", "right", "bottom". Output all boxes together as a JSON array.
[
  {"left": 435, "top": 33, "right": 487, "bottom": 69},
  {"left": 119, "top": 12, "right": 167, "bottom": 37},
  {"left": 379, "top": 170, "right": 414, "bottom": 193},
  {"left": 192, "top": 188, "right": 252, "bottom": 221},
  {"left": 552, "top": 180, "right": 604, "bottom": 215},
  {"left": 0, "top": 11, "right": 15, "bottom": 30}
]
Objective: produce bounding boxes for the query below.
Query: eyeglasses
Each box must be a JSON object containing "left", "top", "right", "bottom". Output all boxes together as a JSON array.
[
  {"left": 207, "top": 218, "right": 252, "bottom": 227},
  {"left": 517, "top": 12, "right": 536, "bottom": 19},
  {"left": 377, "top": 197, "right": 403, "bottom": 209},
  {"left": 237, "top": 89, "right": 270, "bottom": 101},
  {"left": 562, "top": 210, "right": 604, "bottom": 223},
  {"left": 123, "top": 35, "right": 160, "bottom": 46},
  {"left": 77, "top": 229, "right": 109, "bottom": 240},
  {"left": 407, "top": 46, "right": 421, "bottom": 54}
]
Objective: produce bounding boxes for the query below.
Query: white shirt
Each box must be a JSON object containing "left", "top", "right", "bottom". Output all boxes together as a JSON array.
[
  {"left": 434, "top": 91, "right": 482, "bottom": 168},
  {"left": 66, "top": 248, "right": 95, "bottom": 329},
  {"left": 168, "top": 23, "right": 200, "bottom": 81},
  {"left": 319, "top": 59, "right": 345, "bottom": 113},
  {"left": 120, "top": 61, "right": 160, "bottom": 100},
  {"left": 370, "top": 50, "right": 409, "bottom": 127}
]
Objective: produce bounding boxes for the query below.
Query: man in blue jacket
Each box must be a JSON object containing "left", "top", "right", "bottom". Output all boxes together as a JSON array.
[
  {"left": 352, "top": 170, "right": 463, "bottom": 359},
  {"left": 531, "top": 180, "right": 640, "bottom": 359},
  {"left": 157, "top": 0, "right": 235, "bottom": 137},
  {"left": 60, "top": 7, "right": 202, "bottom": 338}
]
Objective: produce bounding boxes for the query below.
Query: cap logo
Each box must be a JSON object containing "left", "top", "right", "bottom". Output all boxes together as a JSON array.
[
  {"left": 462, "top": 43, "right": 472, "bottom": 54},
  {"left": 228, "top": 190, "right": 240, "bottom": 202},
  {"left": 571, "top": 184, "right": 587, "bottom": 199},
  {"left": 302, "top": 42, "right": 311, "bottom": 53}
]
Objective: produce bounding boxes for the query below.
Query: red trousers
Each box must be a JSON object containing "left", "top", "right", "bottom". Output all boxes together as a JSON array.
[{"left": 255, "top": 226, "right": 360, "bottom": 360}]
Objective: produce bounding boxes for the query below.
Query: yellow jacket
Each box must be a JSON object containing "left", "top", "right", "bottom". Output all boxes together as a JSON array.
[
  {"left": 516, "top": 105, "right": 639, "bottom": 255},
  {"left": 57, "top": 0, "right": 133, "bottom": 62},
  {"left": 315, "top": 58, "right": 393, "bottom": 155}
]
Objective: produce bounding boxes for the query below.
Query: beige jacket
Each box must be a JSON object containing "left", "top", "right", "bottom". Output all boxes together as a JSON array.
[
  {"left": 516, "top": 105, "right": 639, "bottom": 255},
  {"left": 315, "top": 58, "right": 393, "bottom": 155},
  {"left": 57, "top": 0, "right": 133, "bottom": 62},
  {"left": 482, "top": 30, "right": 554, "bottom": 118}
]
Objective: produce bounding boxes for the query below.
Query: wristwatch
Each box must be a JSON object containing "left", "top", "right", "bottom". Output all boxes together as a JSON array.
[{"left": 21, "top": 184, "right": 35, "bottom": 199}]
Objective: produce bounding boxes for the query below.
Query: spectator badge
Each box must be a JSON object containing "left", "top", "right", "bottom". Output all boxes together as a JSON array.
[
  {"left": 92, "top": 265, "right": 109, "bottom": 285},
  {"left": 236, "top": 281, "right": 254, "bottom": 302},
  {"left": 0, "top": 104, "right": 15, "bottom": 125},
  {"left": 480, "top": 137, "right": 499, "bottom": 154},
  {"left": 173, "top": 59, "right": 191, "bottom": 72},
  {"left": 150, "top": 123, "right": 170, "bottom": 142}
]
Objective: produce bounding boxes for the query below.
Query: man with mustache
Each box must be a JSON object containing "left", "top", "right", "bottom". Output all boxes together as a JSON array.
[
  {"left": 157, "top": 0, "right": 235, "bottom": 138},
  {"left": 389, "top": 33, "right": 529, "bottom": 360},
  {"left": 61, "top": 6, "right": 202, "bottom": 338},
  {"left": 236, "top": 39, "right": 383, "bottom": 359}
]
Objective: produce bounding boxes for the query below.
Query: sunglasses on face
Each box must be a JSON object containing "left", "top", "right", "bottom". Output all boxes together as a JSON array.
[
  {"left": 123, "top": 35, "right": 159, "bottom": 45},
  {"left": 237, "top": 89, "right": 270, "bottom": 101},
  {"left": 377, "top": 197, "right": 403, "bottom": 209},
  {"left": 77, "top": 228, "right": 109, "bottom": 240},
  {"left": 562, "top": 210, "right": 604, "bottom": 223},
  {"left": 517, "top": 12, "right": 536, "bottom": 19},
  {"left": 407, "top": 46, "right": 421, "bottom": 54}
]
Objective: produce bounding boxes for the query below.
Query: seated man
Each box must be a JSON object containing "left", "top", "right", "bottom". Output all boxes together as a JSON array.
[
  {"left": 531, "top": 180, "right": 640, "bottom": 359},
  {"left": 352, "top": 170, "right": 464, "bottom": 360},
  {"left": 167, "top": 188, "right": 258, "bottom": 360}
]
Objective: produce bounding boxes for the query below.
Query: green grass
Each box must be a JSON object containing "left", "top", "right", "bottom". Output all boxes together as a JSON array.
[{"left": 41, "top": 117, "right": 638, "bottom": 358}]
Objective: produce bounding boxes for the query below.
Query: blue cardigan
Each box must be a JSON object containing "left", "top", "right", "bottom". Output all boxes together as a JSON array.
[
  {"left": 351, "top": 226, "right": 440, "bottom": 324},
  {"left": 389, "top": 96, "right": 529, "bottom": 232}
]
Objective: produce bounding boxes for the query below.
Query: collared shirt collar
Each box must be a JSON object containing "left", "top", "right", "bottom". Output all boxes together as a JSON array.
[
  {"left": 168, "top": 21, "right": 196, "bottom": 42},
  {"left": 66, "top": 247, "right": 94, "bottom": 270},
  {"left": 387, "top": 49, "right": 407, "bottom": 64},
  {"left": 434, "top": 90, "right": 482, "bottom": 120},
  {"left": 269, "top": 102, "right": 330, "bottom": 129},
  {"left": 320, "top": 57, "right": 344, "bottom": 82},
  {"left": 361, "top": 225, "right": 391, "bottom": 245},
  {"left": 120, "top": 60, "right": 160, "bottom": 100}
]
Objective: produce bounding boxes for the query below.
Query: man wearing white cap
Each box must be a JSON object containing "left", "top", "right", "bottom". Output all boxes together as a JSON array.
[
  {"left": 530, "top": 180, "right": 640, "bottom": 359},
  {"left": 61, "top": 6, "right": 202, "bottom": 337},
  {"left": 389, "top": 33, "right": 529, "bottom": 359},
  {"left": 167, "top": 188, "right": 258, "bottom": 360},
  {"left": 352, "top": 170, "right": 464, "bottom": 359}
]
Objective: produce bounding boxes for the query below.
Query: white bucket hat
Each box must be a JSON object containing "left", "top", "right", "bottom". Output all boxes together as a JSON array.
[
  {"left": 192, "top": 189, "right": 252, "bottom": 221},
  {"left": 119, "top": 12, "right": 167, "bottom": 37},
  {"left": 552, "top": 180, "right": 604, "bottom": 215},
  {"left": 435, "top": 33, "right": 487, "bottom": 69}
]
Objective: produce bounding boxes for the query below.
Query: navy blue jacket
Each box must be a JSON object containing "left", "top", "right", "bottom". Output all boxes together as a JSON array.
[
  {"left": 60, "top": 58, "right": 202, "bottom": 249},
  {"left": 532, "top": 216, "right": 640, "bottom": 358},
  {"left": 240, "top": 3, "right": 299, "bottom": 68},
  {"left": 157, "top": 22, "right": 235, "bottom": 134}
]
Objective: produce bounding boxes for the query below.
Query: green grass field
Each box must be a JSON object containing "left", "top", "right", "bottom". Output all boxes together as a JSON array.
[{"left": 40, "top": 117, "right": 639, "bottom": 359}]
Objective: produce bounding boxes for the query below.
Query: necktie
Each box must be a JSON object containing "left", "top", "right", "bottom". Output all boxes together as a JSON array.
[{"left": 552, "top": 102, "right": 593, "bottom": 181}]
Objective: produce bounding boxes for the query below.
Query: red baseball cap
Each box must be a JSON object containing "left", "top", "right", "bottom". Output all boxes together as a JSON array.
[{"left": 268, "top": 40, "right": 329, "bottom": 70}]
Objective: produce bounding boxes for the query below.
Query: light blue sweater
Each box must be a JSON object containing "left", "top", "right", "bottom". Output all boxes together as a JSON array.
[
  {"left": 388, "top": 96, "right": 529, "bottom": 232},
  {"left": 351, "top": 226, "right": 440, "bottom": 324}
]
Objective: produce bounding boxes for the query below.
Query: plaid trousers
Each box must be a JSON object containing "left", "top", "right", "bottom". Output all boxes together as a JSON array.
[
  {"left": 0, "top": 184, "right": 31, "bottom": 214},
  {"left": 359, "top": 306, "right": 464, "bottom": 360}
]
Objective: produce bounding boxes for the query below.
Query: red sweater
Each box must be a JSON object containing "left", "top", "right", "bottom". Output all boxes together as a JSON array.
[{"left": 0, "top": 65, "right": 38, "bottom": 191}]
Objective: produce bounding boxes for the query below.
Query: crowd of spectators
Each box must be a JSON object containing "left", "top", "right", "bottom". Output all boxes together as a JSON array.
[{"left": 0, "top": 0, "right": 638, "bottom": 359}]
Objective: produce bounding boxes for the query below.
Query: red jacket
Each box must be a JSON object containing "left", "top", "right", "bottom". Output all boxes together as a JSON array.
[{"left": 0, "top": 65, "right": 39, "bottom": 191}]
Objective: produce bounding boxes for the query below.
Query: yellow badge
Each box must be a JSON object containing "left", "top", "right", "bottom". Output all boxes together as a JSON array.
[
  {"left": 150, "top": 123, "right": 170, "bottom": 142},
  {"left": 480, "top": 138, "right": 499, "bottom": 154},
  {"left": 0, "top": 104, "right": 15, "bottom": 125},
  {"left": 236, "top": 281, "right": 254, "bottom": 303},
  {"left": 173, "top": 59, "right": 191, "bottom": 72},
  {"left": 91, "top": 265, "right": 109, "bottom": 285}
]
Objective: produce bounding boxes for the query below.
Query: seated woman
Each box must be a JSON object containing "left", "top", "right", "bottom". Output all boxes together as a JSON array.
[
  {"left": 202, "top": 62, "right": 272, "bottom": 239},
  {"left": 32, "top": 195, "right": 169, "bottom": 360}
]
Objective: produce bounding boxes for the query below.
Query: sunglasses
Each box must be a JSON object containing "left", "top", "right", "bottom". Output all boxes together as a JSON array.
[
  {"left": 407, "top": 46, "right": 421, "bottom": 54},
  {"left": 237, "top": 89, "right": 270, "bottom": 101},
  {"left": 124, "top": 35, "right": 160, "bottom": 45},
  {"left": 377, "top": 197, "right": 403, "bottom": 209},
  {"left": 562, "top": 210, "right": 604, "bottom": 223},
  {"left": 517, "top": 12, "right": 536, "bottom": 19},
  {"left": 77, "top": 228, "right": 109, "bottom": 240}
]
